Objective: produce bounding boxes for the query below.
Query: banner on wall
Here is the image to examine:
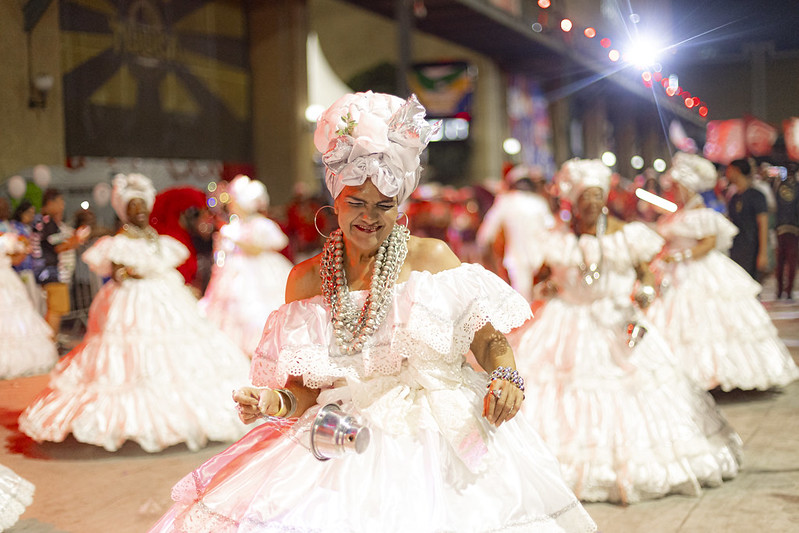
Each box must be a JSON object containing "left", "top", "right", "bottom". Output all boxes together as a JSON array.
[
  {"left": 506, "top": 75, "right": 555, "bottom": 178},
  {"left": 61, "top": 0, "right": 250, "bottom": 161},
  {"left": 745, "top": 116, "right": 778, "bottom": 157},
  {"left": 704, "top": 119, "right": 746, "bottom": 165},
  {"left": 784, "top": 118, "right": 799, "bottom": 161},
  {"left": 408, "top": 62, "right": 475, "bottom": 119}
]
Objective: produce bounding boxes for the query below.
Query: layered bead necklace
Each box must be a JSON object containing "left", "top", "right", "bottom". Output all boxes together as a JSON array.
[{"left": 320, "top": 224, "right": 410, "bottom": 355}]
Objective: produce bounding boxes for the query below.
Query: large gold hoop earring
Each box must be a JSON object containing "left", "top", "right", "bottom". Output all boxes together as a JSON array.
[
  {"left": 396, "top": 211, "right": 409, "bottom": 227},
  {"left": 314, "top": 205, "right": 335, "bottom": 239}
]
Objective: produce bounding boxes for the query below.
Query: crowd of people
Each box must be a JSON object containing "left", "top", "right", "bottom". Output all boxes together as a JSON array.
[{"left": 0, "top": 90, "right": 797, "bottom": 531}]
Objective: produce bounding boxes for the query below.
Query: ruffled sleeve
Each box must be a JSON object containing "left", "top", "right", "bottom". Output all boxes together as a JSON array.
[
  {"left": 243, "top": 217, "right": 289, "bottom": 251},
  {"left": 157, "top": 235, "right": 190, "bottom": 269},
  {"left": 81, "top": 236, "right": 115, "bottom": 277},
  {"left": 622, "top": 222, "right": 664, "bottom": 264},
  {"left": 397, "top": 263, "right": 533, "bottom": 362},
  {"left": 665, "top": 208, "right": 740, "bottom": 251}
]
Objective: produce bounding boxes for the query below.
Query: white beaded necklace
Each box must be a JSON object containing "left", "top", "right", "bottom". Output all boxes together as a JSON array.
[{"left": 320, "top": 224, "right": 410, "bottom": 355}]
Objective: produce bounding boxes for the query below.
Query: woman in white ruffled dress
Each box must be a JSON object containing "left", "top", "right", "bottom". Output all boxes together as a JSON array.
[
  {"left": 0, "top": 231, "right": 58, "bottom": 379},
  {"left": 19, "top": 174, "right": 252, "bottom": 453},
  {"left": 150, "top": 92, "right": 596, "bottom": 532},
  {"left": 0, "top": 463, "right": 34, "bottom": 530},
  {"left": 199, "top": 175, "right": 293, "bottom": 356},
  {"left": 647, "top": 152, "right": 798, "bottom": 391},
  {"left": 508, "top": 159, "right": 743, "bottom": 504}
]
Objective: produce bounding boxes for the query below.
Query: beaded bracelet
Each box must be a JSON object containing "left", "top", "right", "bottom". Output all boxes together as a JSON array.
[{"left": 488, "top": 366, "right": 525, "bottom": 394}]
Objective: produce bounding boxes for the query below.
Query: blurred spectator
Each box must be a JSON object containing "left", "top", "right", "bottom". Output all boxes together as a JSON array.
[
  {"left": 32, "top": 188, "right": 89, "bottom": 339},
  {"left": 10, "top": 199, "right": 40, "bottom": 308},
  {"left": 726, "top": 159, "right": 768, "bottom": 280},
  {"left": 774, "top": 164, "right": 799, "bottom": 299}
]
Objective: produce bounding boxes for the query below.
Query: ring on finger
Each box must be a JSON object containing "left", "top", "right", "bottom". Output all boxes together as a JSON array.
[{"left": 491, "top": 389, "right": 502, "bottom": 400}]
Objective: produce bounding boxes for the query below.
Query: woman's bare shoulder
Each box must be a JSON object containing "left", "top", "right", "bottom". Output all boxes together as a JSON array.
[
  {"left": 405, "top": 235, "right": 461, "bottom": 276},
  {"left": 285, "top": 254, "right": 323, "bottom": 303},
  {"left": 605, "top": 215, "right": 627, "bottom": 235}
]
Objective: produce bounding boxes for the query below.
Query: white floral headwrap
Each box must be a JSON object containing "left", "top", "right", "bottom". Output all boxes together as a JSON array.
[
  {"left": 229, "top": 174, "right": 269, "bottom": 214},
  {"left": 111, "top": 173, "right": 156, "bottom": 223},
  {"left": 556, "top": 158, "right": 611, "bottom": 204},
  {"left": 314, "top": 91, "right": 437, "bottom": 204},
  {"left": 669, "top": 152, "right": 717, "bottom": 193}
]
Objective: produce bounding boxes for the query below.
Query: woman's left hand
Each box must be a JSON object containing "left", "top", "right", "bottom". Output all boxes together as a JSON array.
[{"left": 482, "top": 379, "right": 524, "bottom": 427}]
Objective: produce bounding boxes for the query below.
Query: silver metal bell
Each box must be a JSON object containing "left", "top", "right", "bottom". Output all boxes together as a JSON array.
[{"left": 310, "top": 404, "right": 371, "bottom": 461}]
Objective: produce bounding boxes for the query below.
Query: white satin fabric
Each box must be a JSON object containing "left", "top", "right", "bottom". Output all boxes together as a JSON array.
[
  {"left": 0, "top": 463, "right": 34, "bottom": 531},
  {"left": 18, "top": 234, "right": 252, "bottom": 452},
  {"left": 509, "top": 223, "right": 743, "bottom": 504},
  {"left": 648, "top": 207, "right": 799, "bottom": 390},
  {"left": 199, "top": 216, "right": 293, "bottom": 356},
  {"left": 0, "top": 233, "right": 57, "bottom": 379},
  {"left": 150, "top": 264, "right": 597, "bottom": 533}
]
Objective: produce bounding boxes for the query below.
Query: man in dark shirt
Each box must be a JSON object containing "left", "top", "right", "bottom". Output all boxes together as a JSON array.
[
  {"left": 775, "top": 164, "right": 799, "bottom": 299},
  {"left": 32, "top": 188, "right": 86, "bottom": 338},
  {"left": 726, "top": 159, "right": 768, "bottom": 280}
]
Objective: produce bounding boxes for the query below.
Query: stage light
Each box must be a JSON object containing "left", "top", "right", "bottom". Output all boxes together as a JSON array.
[
  {"left": 584, "top": 27, "right": 596, "bottom": 38},
  {"left": 305, "top": 104, "right": 325, "bottom": 122},
  {"left": 642, "top": 72, "right": 652, "bottom": 82},
  {"left": 685, "top": 97, "right": 694, "bottom": 108},
  {"left": 631, "top": 156, "right": 644, "bottom": 170},
  {"left": 665, "top": 87, "right": 677, "bottom": 97},
  {"left": 625, "top": 36, "right": 662, "bottom": 68},
  {"left": 609, "top": 49, "right": 620, "bottom": 62},
  {"left": 81, "top": 201, "right": 90, "bottom": 210},
  {"left": 532, "top": 22, "right": 543, "bottom": 32},
  {"left": 600, "top": 38, "right": 611, "bottom": 48},
  {"left": 601, "top": 151, "right": 617, "bottom": 167},
  {"left": 503, "top": 138, "right": 522, "bottom": 155},
  {"left": 653, "top": 158, "right": 667, "bottom": 172},
  {"left": 699, "top": 106, "right": 708, "bottom": 117},
  {"left": 561, "top": 19, "right": 573, "bottom": 32},
  {"left": 538, "top": 0, "right": 550, "bottom": 8}
]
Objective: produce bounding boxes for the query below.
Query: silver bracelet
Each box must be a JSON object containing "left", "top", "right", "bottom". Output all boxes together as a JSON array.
[{"left": 275, "top": 388, "right": 298, "bottom": 418}]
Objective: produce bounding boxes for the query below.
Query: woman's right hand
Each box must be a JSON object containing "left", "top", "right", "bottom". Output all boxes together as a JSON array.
[{"left": 233, "top": 387, "right": 281, "bottom": 424}]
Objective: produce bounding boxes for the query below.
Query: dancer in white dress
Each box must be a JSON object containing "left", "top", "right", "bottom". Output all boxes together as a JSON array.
[
  {"left": 0, "top": 231, "right": 58, "bottom": 379},
  {"left": 648, "top": 152, "right": 799, "bottom": 391},
  {"left": 150, "top": 92, "right": 597, "bottom": 532},
  {"left": 0, "top": 463, "right": 34, "bottom": 531},
  {"left": 199, "top": 175, "right": 293, "bottom": 356},
  {"left": 477, "top": 165, "right": 555, "bottom": 301},
  {"left": 19, "top": 174, "right": 252, "bottom": 453},
  {"left": 508, "top": 159, "right": 742, "bottom": 504}
]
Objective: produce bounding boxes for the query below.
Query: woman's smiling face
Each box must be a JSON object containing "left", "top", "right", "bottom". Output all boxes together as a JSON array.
[{"left": 334, "top": 179, "right": 398, "bottom": 254}]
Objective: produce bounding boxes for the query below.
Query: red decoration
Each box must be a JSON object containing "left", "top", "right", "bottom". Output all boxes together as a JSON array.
[
  {"left": 785, "top": 118, "right": 799, "bottom": 161},
  {"left": 704, "top": 119, "right": 746, "bottom": 165},
  {"left": 745, "top": 116, "right": 778, "bottom": 157}
]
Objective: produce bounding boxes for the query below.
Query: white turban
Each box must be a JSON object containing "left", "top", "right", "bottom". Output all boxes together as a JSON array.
[
  {"left": 669, "top": 152, "right": 717, "bottom": 192},
  {"left": 314, "top": 91, "right": 437, "bottom": 204},
  {"left": 556, "top": 158, "right": 611, "bottom": 204},
  {"left": 111, "top": 173, "right": 156, "bottom": 223},
  {"left": 229, "top": 174, "right": 269, "bottom": 214}
]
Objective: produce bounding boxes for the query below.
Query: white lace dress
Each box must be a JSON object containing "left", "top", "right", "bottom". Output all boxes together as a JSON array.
[
  {"left": 199, "top": 216, "right": 293, "bottom": 356},
  {"left": 0, "top": 232, "right": 58, "bottom": 379},
  {"left": 150, "top": 264, "right": 597, "bottom": 533},
  {"left": 648, "top": 206, "right": 799, "bottom": 390},
  {"left": 0, "top": 463, "right": 34, "bottom": 530},
  {"left": 508, "top": 223, "right": 743, "bottom": 504},
  {"left": 18, "top": 233, "right": 252, "bottom": 452}
]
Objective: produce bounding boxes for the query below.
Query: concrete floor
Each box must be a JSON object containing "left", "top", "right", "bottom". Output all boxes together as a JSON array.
[{"left": 2, "top": 284, "right": 798, "bottom": 532}]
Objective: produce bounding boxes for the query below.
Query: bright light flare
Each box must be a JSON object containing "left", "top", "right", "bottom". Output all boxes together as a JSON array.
[
  {"left": 561, "top": 19, "right": 573, "bottom": 32},
  {"left": 81, "top": 201, "right": 90, "bottom": 210},
  {"left": 538, "top": 0, "right": 550, "bottom": 8},
  {"left": 305, "top": 104, "right": 325, "bottom": 122},
  {"left": 601, "top": 151, "right": 617, "bottom": 167},
  {"left": 631, "top": 156, "right": 644, "bottom": 170},
  {"left": 625, "top": 37, "right": 662, "bottom": 68},
  {"left": 608, "top": 49, "right": 620, "bottom": 62},
  {"left": 699, "top": 106, "right": 709, "bottom": 117},
  {"left": 635, "top": 188, "right": 677, "bottom": 212},
  {"left": 653, "top": 158, "right": 667, "bottom": 172},
  {"left": 584, "top": 27, "right": 596, "bottom": 38}
]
